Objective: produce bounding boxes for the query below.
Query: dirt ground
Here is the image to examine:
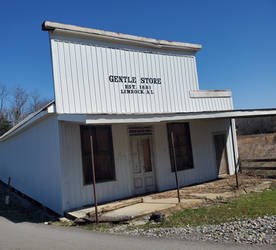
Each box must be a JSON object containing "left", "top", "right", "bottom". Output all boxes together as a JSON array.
[
  {"left": 147, "top": 133, "right": 276, "bottom": 201},
  {"left": 150, "top": 174, "right": 276, "bottom": 200},
  {"left": 0, "top": 174, "right": 275, "bottom": 224}
]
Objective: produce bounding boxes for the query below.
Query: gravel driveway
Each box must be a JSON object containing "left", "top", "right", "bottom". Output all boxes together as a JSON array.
[
  {"left": 110, "top": 216, "right": 276, "bottom": 246},
  {"left": 0, "top": 216, "right": 274, "bottom": 250}
]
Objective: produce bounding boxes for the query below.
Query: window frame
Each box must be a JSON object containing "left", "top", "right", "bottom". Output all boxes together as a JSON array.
[
  {"left": 80, "top": 125, "right": 116, "bottom": 185},
  {"left": 167, "top": 122, "right": 194, "bottom": 172}
]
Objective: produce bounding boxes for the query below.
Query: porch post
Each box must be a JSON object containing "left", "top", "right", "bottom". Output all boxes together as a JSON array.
[
  {"left": 229, "top": 118, "right": 239, "bottom": 189},
  {"left": 90, "top": 135, "right": 99, "bottom": 224},
  {"left": 171, "top": 131, "right": 181, "bottom": 203}
]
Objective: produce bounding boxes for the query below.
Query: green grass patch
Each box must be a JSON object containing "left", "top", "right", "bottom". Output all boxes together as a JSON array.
[
  {"left": 143, "top": 186, "right": 276, "bottom": 229},
  {"left": 52, "top": 186, "right": 276, "bottom": 232}
]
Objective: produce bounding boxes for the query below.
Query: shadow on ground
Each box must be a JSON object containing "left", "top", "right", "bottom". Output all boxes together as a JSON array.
[{"left": 0, "top": 181, "right": 58, "bottom": 223}]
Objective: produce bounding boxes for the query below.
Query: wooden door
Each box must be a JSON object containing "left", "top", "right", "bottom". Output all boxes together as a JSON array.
[
  {"left": 214, "top": 134, "right": 229, "bottom": 175},
  {"left": 130, "top": 135, "right": 155, "bottom": 195}
]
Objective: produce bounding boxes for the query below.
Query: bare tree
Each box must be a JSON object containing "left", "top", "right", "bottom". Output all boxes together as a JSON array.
[
  {"left": 0, "top": 84, "right": 11, "bottom": 135},
  {"left": 0, "top": 85, "right": 50, "bottom": 127},
  {"left": 28, "top": 89, "right": 50, "bottom": 113},
  {"left": 0, "top": 115, "right": 12, "bottom": 136},
  {"left": 9, "top": 86, "right": 29, "bottom": 125},
  {"left": 0, "top": 84, "right": 8, "bottom": 116}
]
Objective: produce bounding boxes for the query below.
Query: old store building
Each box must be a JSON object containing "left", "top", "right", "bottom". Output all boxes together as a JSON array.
[{"left": 2, "top": 21, "right": 273, "bottom": 215}]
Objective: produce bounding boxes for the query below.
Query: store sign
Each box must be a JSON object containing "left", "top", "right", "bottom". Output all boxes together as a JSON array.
[{"left": 108, "top": 75, "right": 162, "bottom": 95}]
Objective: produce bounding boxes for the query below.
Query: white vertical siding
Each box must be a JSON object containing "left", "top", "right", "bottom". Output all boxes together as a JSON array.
[
  {"left": 58, "top": 118, "right": 236, "bottom": 211},
  {"left": 59, "top": 122, "right": 133, "bottom": 211},
  {"left": 0, "top": 116, "right": 63, "bottom": 214},
  {"left": 153, "top": 119, "right": 236, "bottom": 191},
  {"left": 229, "top": 118, "right": 239, "bottom": 174},
  {"left": 50, "top": 36, "right": 233, "bottom": 114}
]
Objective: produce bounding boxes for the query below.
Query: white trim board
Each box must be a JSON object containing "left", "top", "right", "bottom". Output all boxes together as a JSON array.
[
  {"left": 190, "top": 90, "right": 232, "bottom": 98},
  {"left": 56, "top": 109, "right": 276, "bottom": 125}
]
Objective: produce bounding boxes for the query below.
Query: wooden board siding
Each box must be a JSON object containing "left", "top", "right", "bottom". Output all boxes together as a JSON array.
[
  {"left": 167, "top": 123, "right": 194, "bottom": 171},
  {"left": 80, "top": 125, "right": 115, "bottom": 184}
]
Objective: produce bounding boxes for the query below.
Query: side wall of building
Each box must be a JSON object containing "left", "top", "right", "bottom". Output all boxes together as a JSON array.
[
  {"left": 59, "top": 118, "right": 236, "bottom": 212},
  {"left": 0, "top": 115, "right": 63, "bottom": 214}
]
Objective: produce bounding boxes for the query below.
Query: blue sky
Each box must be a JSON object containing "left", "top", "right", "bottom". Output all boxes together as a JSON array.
[{"left": 0, "top": 0, "right": 275, "bottom": 109}]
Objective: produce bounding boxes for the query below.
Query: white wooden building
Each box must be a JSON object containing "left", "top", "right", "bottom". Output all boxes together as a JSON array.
[{"left": 1, "top": 21, "right": 275, "bottom": 215}]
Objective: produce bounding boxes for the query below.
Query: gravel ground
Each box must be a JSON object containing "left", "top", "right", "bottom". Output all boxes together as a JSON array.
[{"left": 109, "top": 216, "right": 276, "bottom": 246}]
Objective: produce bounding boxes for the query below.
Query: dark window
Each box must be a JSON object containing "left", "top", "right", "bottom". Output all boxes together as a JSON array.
[
  {"left": 142, "top": 138, "right": 152, "bottom": 172},
  {"left": 167, "top": 123, "right": 194, "bottom": 171},
  {"left": 80, "top": 125, "right": 115, "bottom": 184}
]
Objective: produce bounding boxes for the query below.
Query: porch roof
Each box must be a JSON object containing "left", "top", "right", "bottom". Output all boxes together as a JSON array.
[
  {"left": 2, "top": 103, "right": 276, "bottom": 142},
  {"left": 58, "top": 108, "right": 276, "bottom": 124}
]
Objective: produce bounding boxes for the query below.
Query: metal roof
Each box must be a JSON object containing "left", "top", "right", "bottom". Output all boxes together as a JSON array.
[
  {"left": 0, "top": 101, "right": 55, "bottom": 142},
  {"left": 2, "top": 103, "right": 276, "bottom": 141},
  {"left": 42, "top": 21, "right": 202, "bottom": 53},
  {"left": 58, "top": 108, "right": 276, "bottom": 124}
]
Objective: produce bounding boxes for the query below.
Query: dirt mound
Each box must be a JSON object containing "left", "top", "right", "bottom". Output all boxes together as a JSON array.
[{"left": 238, "top": 133, "right": 276, "bottom": 159}]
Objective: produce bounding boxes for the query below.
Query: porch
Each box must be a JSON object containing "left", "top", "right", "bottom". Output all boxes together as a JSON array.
[
  {"left": 65, "top": 174, "right": 273, "bottom": 222},
  {"left": 58, "top": 117, "right": 236, "bottom": 213}
]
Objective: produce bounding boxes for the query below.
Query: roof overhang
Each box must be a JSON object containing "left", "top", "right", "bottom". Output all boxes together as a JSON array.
[
  {"left": 2, "top": 106, "right": 276, "bottom": 141},
  {"left": 42, "top": 21, "right": 202, "bottom": 53},
  {"left": 57, "top": 108, "right": 276, "bottom": 125},
  {"left": 0, "top": 101, "right": 55, "bottom": 142}
]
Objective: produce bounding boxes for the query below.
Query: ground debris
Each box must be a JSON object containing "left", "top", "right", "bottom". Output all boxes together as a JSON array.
[
  {"left": 149, "top": 212, "right": 165, "bottom": 223},
  {"left": 74, "top": 218, "right": 87, "bottom": 225}
]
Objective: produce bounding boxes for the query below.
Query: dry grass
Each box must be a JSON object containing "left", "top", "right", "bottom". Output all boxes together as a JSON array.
[{"left": 150, "top": 174, "right": 273, "bottom": 200}]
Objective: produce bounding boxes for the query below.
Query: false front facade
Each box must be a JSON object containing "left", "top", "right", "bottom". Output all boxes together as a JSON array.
[{"left": 0, "top": 21, "right": 238, "bottom": 214}]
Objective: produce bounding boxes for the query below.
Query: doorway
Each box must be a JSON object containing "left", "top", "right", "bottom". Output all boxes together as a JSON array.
[
  {"left": 129, "top": 127, "right": 156, "bottom": 195},
  {"left": 213, "top": 133, "right": 229, "bottom": 176}
]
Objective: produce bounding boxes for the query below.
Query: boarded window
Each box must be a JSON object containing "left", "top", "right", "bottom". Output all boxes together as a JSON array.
[
  {"left": 80, "top": 125, "right": 115, "bottom": 184},
  {"left": 167, "top": 123, "right": 194, "bottom": 171}
]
